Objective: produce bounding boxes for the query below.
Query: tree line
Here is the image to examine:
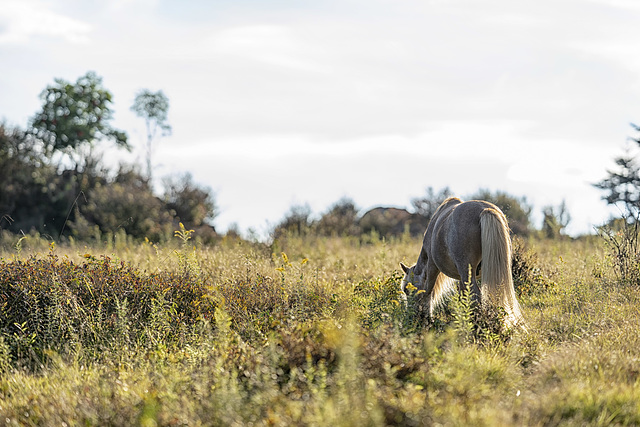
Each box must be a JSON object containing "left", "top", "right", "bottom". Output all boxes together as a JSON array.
[
  {"left": 1, "top": 71, "right": 216, "bottom": 244},
  {"left": 1, "top": 70, "right": 636, "bottom": 245},
  {"left": 272, "top": 123, "right": 640, "bottom": 241},
  {"left": 271, "top": 188, "right": 571, "bottom": 241}
]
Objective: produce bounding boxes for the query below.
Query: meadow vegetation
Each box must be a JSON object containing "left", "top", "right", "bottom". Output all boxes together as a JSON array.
[
  {"left": 1, "top": 224, "right": 639, "bottom": 426},
  {"left": 4, "top": 69, "right": 640, "bottom": 426}
]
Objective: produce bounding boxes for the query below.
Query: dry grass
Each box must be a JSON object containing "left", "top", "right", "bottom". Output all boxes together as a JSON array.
[{"left": 1, "top": 231, "right": 639, "bottom": 426}]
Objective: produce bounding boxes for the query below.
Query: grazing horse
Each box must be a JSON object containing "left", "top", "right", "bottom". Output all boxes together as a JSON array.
[{"left": 400, "top": 197, "right": 525, "bottom": 328}]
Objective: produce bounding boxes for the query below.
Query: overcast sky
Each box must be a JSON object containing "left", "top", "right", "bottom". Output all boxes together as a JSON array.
[{"left": 1, "top": 0, "right": 639, "bottom": 237}]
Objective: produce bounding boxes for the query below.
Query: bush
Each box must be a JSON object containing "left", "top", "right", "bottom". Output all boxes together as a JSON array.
[
  {"left": 0, "top": 124, "right": 62, "bottom": 235},
  {"left": 358, "top": 207, "right": 427, "bottom": 238},
  {"left": 1, "top": 121, "right": 219, "bottom": 244},
  {"left": 411, "top": 186, "right": 453, "bottom": 222},
  {"left": 598, "top": 212, "right": 640, "bottom": 286},
  {"left": 511, "top": 237, "right": 555, "bottom": 296},
  {"left": 315, "top": 197, "right": 361, "bottom": 237},
  {"left": 163, "top": 173, "right": 217, "bottom": 229},
  {"left": 471, "top": 189, "right": 533, "bottom": 236},
  {"left": 0, "top": 252, "right": 214, "bottom": 367},
  {"left": 271, "top": 204, "right": 313, "bottom": 240},
  {"left": 74, "top": 179, "right": 174, "bottom": 241}
]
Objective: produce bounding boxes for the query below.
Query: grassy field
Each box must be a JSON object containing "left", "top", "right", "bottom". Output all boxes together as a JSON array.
[{"left": 1, "top": 230, "right": 639, "bottom": 426}]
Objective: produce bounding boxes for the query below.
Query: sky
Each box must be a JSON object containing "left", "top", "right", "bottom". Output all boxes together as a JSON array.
[{"left": 1, "top": 0, "right": 639, "bottom": 237}]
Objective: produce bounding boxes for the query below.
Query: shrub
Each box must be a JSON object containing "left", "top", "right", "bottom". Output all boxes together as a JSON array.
[
  {"left": 352, "top": 271, "right": 405, "bottom": 329},
  {"left": 411, "top": 186, "right": 453, "bottom": 222},
  {"left": 358, "top": 207, "right": 427, "bottom": 238},
  {"left": 163, "top": 173, "right": 217, "bottom": 230},
  {"left": 511, "top": 237, "right": 555, "bottom": 296},
  {"left": 218, "top": 252, "right": 337, "bottom": 341},
  {"left": 271, "top": 204, "right": 313, "bottom": 240},
  {"left": 74, "top": 179, "right": 174, "bottom": 241},
  {"left": 471, "top": 189, "right": 533, "bottom": 236},
  {"left": 0, "top": 252, "right": 214, "bottom": 367},
  {"left": 315, "top": 197, "right": 361, "bottom": 237},
  {"left": 0, "top": 124, "right": 63, "bottom": 236},
  {"left": 598, "top": 212, "right": 640, "bottom": 286}
]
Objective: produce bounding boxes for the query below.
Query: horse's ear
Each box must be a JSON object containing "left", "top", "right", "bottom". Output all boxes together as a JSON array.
[{"left": 400, "top": 262, "right": 410, "bottom": 273}]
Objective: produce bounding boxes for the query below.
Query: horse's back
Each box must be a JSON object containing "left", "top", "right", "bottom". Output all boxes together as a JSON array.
[
  {"left": 428, "top": 199, "right": 501, "bottom": 278},
  {"left": 426, "top": 198, "right": 504, "bottom": 251},
  {"left": 448, "top": 201, "right": 488, "bottom": 263},
  {"left": 449, "top": 200, "right": 504, "bottom": 248},
  {"left": 434, "top": 199, "right": 496, "bottom": 238}
]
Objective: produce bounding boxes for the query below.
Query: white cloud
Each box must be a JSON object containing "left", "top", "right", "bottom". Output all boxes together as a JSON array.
[
  {"left": 506, "top": 140, "right": 613, "bottom": 187},
  {"left": 206, "top": 25, "right": 332, "bottom": 74},
  {"left": 104, "top": 0, "right": 159, "bottom": 12},
  {"left": 586, "top": 0, "right": 640, "bottom": 12},
  {"left": 0, "top": 0, "right": 92, "bottom": 45},
  {"left": 570, "top": 40, "right": 640, "bottom": 78}
]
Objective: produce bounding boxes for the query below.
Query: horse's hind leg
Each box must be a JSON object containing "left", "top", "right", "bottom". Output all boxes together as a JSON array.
[{"left": 457, "top": 263, "right": 481, "bottom": 307}]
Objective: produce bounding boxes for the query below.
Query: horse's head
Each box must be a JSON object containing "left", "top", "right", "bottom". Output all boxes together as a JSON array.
[{"left": 400, "top": 262, "right": 423, "bottom": 296}]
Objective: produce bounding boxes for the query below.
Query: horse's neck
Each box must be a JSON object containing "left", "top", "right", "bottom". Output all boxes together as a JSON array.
[{"left": 414, "top": 244, "right": 429, "bottom": 275}]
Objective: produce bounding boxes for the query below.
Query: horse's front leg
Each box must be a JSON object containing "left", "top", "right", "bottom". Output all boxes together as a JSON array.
[{"left": 417, "top": 262, "right": 440, "bottom": 318}]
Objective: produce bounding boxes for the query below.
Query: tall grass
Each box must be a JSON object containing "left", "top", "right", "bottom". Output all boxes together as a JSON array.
[{"left": 1, "top": 231, "right": 640, "bottom": 425}]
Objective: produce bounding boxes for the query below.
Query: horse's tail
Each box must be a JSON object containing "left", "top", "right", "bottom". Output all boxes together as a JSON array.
[{"left": 480, "top": 208, "right": 525, "bottom": 329}]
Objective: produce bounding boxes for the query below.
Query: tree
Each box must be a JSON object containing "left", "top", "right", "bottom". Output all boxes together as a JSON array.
[
  {"left": 130, "top": 89, "right": 171, "bottom": 182},
  {"left": 30, "top": 71, "right": 129, "bottom": 169},
  {"left": 272, "top": 204, "right": 313, "bottom": 239},
  {"left": 542, "top": 200, "right": 571, "bottom": 239},
  {"left": 71, "top": 165, "right": 173, "bottom": 242},
  {"left": 593, "top": 126, "right": 640, "bottom": 216},
  {"left": 163, "top": 173, "right": 217, "bottom": 228},
  {"left": 470, "top": 189, "right": 532, "bottom": 236},
  {"left": 411, "top": 186, "right": 453, "bottom": 222},
  {"left": 594, "top": 155, "right": 640, "bottom": 213},
  {"left": 316, "top": 197, "right": 361, "bottom": 236},
  {"left": 0, "top": 125, "right": 45, "bottom": 232}
]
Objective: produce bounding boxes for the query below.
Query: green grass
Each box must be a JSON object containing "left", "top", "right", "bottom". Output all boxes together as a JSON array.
[{"left": 1, "top": 232, "right": 639, "bottom": 426}]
